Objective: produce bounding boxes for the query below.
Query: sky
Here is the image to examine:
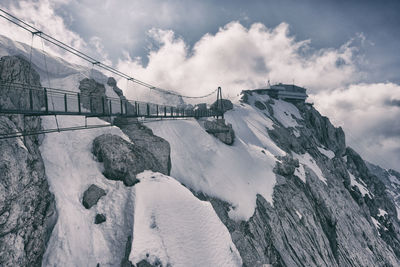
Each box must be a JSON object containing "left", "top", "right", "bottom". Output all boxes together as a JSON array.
[{"left": 0, "top": 0, "right": 399, "bottom": 171}]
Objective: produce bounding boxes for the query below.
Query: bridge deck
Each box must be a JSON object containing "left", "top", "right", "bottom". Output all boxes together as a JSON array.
[{"left": 0, "top": 82, "right": 221, "bottom": 118}]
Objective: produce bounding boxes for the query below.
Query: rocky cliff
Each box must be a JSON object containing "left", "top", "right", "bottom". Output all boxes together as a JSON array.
[
  {"left": 1, "top": 35, "right": 400, "bottom": 267},
  {"left": 198, "top": 91, "right": 400, "bottom": 267},
  {"left": 0, "top": 56, "right": 57, "bottom": 266}
]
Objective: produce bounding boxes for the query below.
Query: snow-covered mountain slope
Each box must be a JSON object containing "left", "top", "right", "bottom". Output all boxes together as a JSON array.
[
  {"left": 2, "top": 34, "right": 400, "bottom": 267},
  {"left": 131, "top": 171, "right": 242, "bottom": 266},
  {"left": 148, "top": 91, "right": 400, "bottom": 266}
]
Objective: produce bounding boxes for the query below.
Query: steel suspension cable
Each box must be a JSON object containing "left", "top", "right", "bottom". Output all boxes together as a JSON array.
[{"left": 0, "top": 8, "right": 218, "bottom": 99}]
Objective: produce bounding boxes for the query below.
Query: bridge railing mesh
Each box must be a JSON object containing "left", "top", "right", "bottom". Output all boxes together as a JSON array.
[{"left": 0, "top": 81, "right": 223, "bottom": 118}]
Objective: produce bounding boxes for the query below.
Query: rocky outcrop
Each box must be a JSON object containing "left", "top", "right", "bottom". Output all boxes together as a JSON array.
[
  {"left": 82, "top": 184, "right": 106, "bottom": 209},
  {"left": 94, "top": 214, "right": 106, "bottom": 224},
  {"left": 204, "top": 118, "right": 235, "bottom": 145},
  {"left": 92, "top": 134, "right": 165, "bottom": 186},
  {"left": 79, "top": 78, "right": 108, "bottom": 114},
  {"left": 107, "top": 77, "right": 126, "bottom": 100},
  {"left": 114, "top": 117, "right": 171, "bottom": 175},
  {"left": 198, "top": 91, "right": 400, "bottom": 267},
  {"left": 0, "top": 55, "right": 57, "bottom": 266},
  {"left": 211, "top": 99, "right": 233, "bottom": 112}
]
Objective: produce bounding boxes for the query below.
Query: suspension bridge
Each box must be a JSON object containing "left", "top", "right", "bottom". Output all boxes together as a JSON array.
[{"left": 0, "top": 9, "right": 227, "bottom": 139}]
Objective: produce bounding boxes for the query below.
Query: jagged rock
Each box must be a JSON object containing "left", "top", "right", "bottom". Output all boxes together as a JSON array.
[
  {"left": 196, "top": 91, "right": 400, "bottom": 266},
  {"left": 204, "top": 119, "right": 235, "bottom": 145},
  {"left": 79, "top": 78, "right": 108, "bottom": 114},
  {"left": 274, "top": 155, "right": 299, "bottom": 176},
  {"left": 82, "top": 184, "right": 106, "bottom": 209},
  {"left": 210, "top": 98, "right": 233, "bottom": 112},
  {"left": 0, "top": 55, "right": 45, "bottom": 110},
  {"left": 94, "top": 214, "right": 106, "bottom": 224},
  {"left": 92, "top": 134, "right": 164, "bottom": 186},
  {"left": 107, "top": 77, "right": 117, "bottom": 87},
  {"left": 107, "top": 77, "right": 125, "bottom": 99},
  {"left": 114, "top": 118, "right": 171, "bottom": 175},
  {"left": 0, "top": 55, "right": 57, "bottom": 266}
]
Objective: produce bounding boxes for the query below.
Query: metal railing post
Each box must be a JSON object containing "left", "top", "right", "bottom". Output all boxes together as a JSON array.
[
  {"left": 170, "top": 107, "right": 173, "bottom": 117},
  {"left": 164, "top": 106, "right": 167, "bottom": 117},
  {"left": 109, "top": 99, "right": 112, "bottom": 115},
  {"left": 120, "top": 99, "right": 123, "bottom": 115},
  {"left": 77, "top": 93, "right": 81, "bottom": 114},
  {"left": 29, "top": 88, "right": 33, "bottom": 110},
  {"left": 102, "top": 96, "right": 105, "bottom": 115},
  {"left": 44, "top": 88, "right": 49, "bottom": 113},
  {"left": 147, "top": 103, "right": 150, "bottom": 117},
  {"left": 64, "top": 93, "right": 68, "bottom": 112},
  {"left": 125, "top": 101, "right": 128, "bottom": 116},
  {"left": 156, "top": 105, "right": 159, "bottom": 117}
]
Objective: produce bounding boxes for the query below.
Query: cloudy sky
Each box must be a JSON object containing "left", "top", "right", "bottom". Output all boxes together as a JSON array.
[{"left": 0, "top": 0, "right": 399, "bottom": 171}]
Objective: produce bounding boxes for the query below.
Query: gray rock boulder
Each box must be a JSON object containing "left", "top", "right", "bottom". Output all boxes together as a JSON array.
[
  {"left": 92, "top": 134, "right": 164, "bottom": 186},
  {"left": 274, "top": 155, "right": 299, "bottom": 176},
  {"left": 94, "top": 214, "right": 106, "bottom": 224},
  {"left": 82, "top": 184, "right": 106, "bottom": 209},
  {"left": 114, "top": 117, "right": 171, "bottom": 175},
  {"left": 79, "top": 78, "right": 108, "bottom": 114},
  {"left": 204, "top": 118, "right": 235, "bottom": 145},
  {"left": 0, "top": 55, "right": 57, "bottom": 267}
]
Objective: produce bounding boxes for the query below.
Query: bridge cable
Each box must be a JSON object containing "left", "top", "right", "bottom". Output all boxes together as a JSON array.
[
  {"left": 40, "top": 35, "right": 60, "bottom": 131},
  {"left": 0, "top": 8, "right": 218, "bottom": 100}
]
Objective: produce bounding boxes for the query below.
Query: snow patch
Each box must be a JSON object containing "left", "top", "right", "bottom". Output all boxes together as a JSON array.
[
  {"left": 293, "top": 152, "right": 327, "bottom": 185},
  {"left": 378, "top": 208, "right": 388, "bottom": 217},
  {"left": 270, "top": 99, "right": 303, "bottom": 128},
  {"left": 130, "top": 171, "right": 242, "bottom": 267},
  {"left": 317, "top": 146, "right": 335, "bottom": 159},
  {"left": 371, "top": 217, "right": 381, "bottom": 233},
  {"left": 295, "top": 209, "right": 303, "bottom": 219},
  {"left": 348, "top": 171, "right": 373, "bottom": 198},
  {"left": 148, "top": 107, "right": 285, "bottom": 220},
  {"left": 294, "top": 164, "right": 306, "bottom": 183},
  {"left": 40, "top": 115, "right": 134, "bottom": 266}
]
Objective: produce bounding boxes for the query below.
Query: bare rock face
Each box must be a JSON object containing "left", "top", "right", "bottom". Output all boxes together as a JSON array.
[
  {"left": 92, "top": 134, "right": 165, "bottom": 186},
  {"left": 204, "top": 118, "right": 235, "bottom": 145},
  {"left": 197, "top": 92, "right": 400, "bottom": 267},
  {"left": 107, "top": 77, "right": 125, "bottom": 100},
  {"left": 114, "top": 117, "right": 171, "bottom": 176},
  {"left": 0, "top": 55, "right": 57, "bottom": 266},
  {"left": 79, "top": 78, "right": 108, "bottom": 114}
]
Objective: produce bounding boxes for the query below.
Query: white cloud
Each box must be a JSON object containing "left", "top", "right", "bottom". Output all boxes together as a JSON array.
[
  {"left": 0, "top": 0, "right": 107, "bottom": 65},
  {"left": 117, "top": 21, "right": 361, "bottom": 103},
  {"left": 0, "top": 1, "right": 397, "bottom": 171},
  {"left": 313, "top": 83, "right": 400, "bottom": 171}
]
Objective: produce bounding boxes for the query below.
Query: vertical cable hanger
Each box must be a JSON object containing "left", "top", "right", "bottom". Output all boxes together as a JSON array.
[{"left": 40, "top": 34, "right": 60, "bottom": 131}]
